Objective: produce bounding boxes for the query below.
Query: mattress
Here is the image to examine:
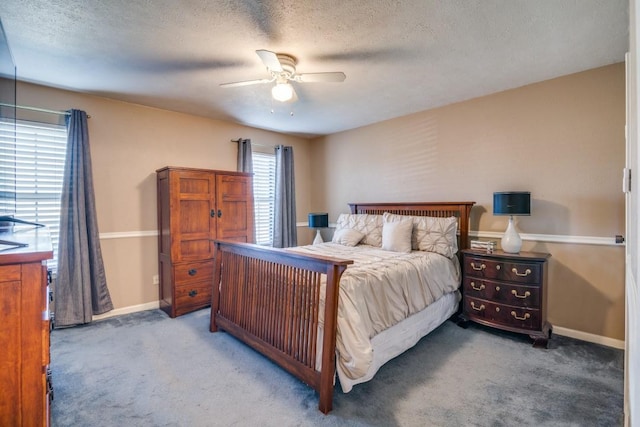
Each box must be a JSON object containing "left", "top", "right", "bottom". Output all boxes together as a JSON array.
[{"left": 287, "top": 243, "right": 461, "bottom": 390}]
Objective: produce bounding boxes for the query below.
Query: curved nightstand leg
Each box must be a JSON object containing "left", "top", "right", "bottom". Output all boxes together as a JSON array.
[
  {"left": 531, "top": 336, "right": 549, "bottom": 348},
  {"left": 454, "top": 312, "right": 470, "bottom": 328},
  {"left": 531, "top": 322, "right": 552, "bottom": 348}
]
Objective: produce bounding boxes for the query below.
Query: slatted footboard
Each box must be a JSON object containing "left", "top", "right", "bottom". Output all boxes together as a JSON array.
[{"left": 210, "top": 241, "right": 353, "bottom": 414}]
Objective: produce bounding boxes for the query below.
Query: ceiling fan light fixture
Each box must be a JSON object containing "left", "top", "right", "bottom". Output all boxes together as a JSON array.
[{"left": 272, "top": 82, "right": 294, "bottom": 102}]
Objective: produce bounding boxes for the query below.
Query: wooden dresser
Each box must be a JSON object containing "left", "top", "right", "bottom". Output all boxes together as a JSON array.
[
  {"left": 0, "top": 229, "right": 53, "bottom": 426},
  {"left": 459, "top": 249, "right": 551, "bottom": 347},
  {"left": 156, "top": 167, "right": 255, "bottom": 318}
]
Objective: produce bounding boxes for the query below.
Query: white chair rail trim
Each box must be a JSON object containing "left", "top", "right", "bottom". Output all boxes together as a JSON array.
[
  {"left": 99, "top": 230, "right": 158, "bottom": 239},
  {"left": 98, "top": 229, "right": 622, "bottom": 247},
  {"left": 471, "top": 231, "right": 622, "bottom": 247}
]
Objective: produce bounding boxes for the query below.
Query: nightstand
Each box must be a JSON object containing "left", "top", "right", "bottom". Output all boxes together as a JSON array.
[{"left": 458, "top": 249, "right": 552, "bottom": 348}]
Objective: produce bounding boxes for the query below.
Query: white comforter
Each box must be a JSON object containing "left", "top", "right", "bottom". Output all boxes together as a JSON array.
[{"left": 287, "top": 243, "right": 461, "bottom": 383}]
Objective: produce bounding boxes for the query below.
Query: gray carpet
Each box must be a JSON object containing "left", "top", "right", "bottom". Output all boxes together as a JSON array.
[{"left": 50, "top": 308, "right": 623, "bottom": 427}]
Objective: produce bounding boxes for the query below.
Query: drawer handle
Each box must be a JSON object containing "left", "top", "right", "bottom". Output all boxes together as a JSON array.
[
  {"left": 511, "top": 311, "right": 531, "bottom": 321},
  {"left": 470, "top": 301, "right": 485, "bottom": 311},
  {"left": 511, "top": 290, "right": 531, "bottom": 299},
  {"left": 188, "top": 290, "right": 198, "bottom": 297},
  {"left": 470, "top": 262, "right": 486, "bottom": 271},
  {"left": 470, "top": 282, "right": 485, "bottom": 291},
  {"left": 512, "top": 268, "right": 532, "bottom": 277},
  {"left": 188, "top": 269, "right": 197, "bottom": 276}
]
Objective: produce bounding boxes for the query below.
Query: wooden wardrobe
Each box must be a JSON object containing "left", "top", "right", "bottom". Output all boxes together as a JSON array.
[{"left": 156, "top": 166, "right": 254, "bottom": 318}]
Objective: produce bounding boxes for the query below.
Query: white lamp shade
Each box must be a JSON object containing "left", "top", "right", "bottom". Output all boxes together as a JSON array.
[{"left": 272, "top": 83, "right": 294, "bottom": 102}]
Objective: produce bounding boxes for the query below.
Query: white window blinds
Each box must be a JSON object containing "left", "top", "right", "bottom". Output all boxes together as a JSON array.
[
  {"left": 252, "top": 151, "right": 275, "bottom": 246},
  {"left": 0, "top": 119, "right": 67, "bottom": 268}
]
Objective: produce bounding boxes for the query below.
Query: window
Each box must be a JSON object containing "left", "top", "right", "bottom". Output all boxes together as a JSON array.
[
  {"left": 252, "top": 151, "right": 275, "bottom": 246},
  {"left": 0, "top": 119, "right": 67, "bottom": 269}
]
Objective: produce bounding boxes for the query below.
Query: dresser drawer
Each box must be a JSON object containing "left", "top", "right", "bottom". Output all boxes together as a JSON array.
[
  {"left": 0, "top": 264, "right": 21, "bottom": 282},
  {"left": 464, "top": 296, "right": 541, "bottom": 331},
  {"left": 463, "top": 256, "right": 541, "bottom": 284},
  {"left": 462, "top": 277, "right": 541, "bottom": 308},
  {"left": 174, "top": 260, "right": 214, "bottom": 284}
]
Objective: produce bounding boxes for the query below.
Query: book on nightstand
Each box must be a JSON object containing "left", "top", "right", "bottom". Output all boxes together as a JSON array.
[{"left": 470, "top": 240, "right": 497, "bottom": 253}]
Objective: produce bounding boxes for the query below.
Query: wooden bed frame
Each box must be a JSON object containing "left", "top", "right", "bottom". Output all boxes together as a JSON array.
[{"left": 209, "top": 201, "right": 474, "bottom": 414}]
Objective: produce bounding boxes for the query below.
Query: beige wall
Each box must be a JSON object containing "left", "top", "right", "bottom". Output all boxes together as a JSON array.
[
  {"left": 16, "top": 62, "right": 625, "bottom": 341},
  {"left": 311, "top": 63, "right": 626, "bottom": 341},
  {"left": 17, "top": 81, "right": 313, "bottom": 310}
]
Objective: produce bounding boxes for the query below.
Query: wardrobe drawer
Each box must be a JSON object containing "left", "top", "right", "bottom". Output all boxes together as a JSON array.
[
  {"left": 174, "top": 261, "right": 214, "bottom": 284},
  {"left": 175, "top": 281, "right": 212, "bottom": 314}
]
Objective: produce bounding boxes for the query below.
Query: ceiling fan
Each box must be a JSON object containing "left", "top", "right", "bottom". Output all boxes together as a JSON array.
[{"left": 220, "top": 50, "right": 346, "bottom": 102}]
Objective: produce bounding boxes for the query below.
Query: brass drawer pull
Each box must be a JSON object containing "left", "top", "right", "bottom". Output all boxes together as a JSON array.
[
  {"left": 188, "top": 290, "right": 198, "bottom": 297},
  {"left": 470, "top": 301, "right": 485, "bottom": 311},
  {"left": 188, "top": 269, "right": 198, "bottom": 276},
  {"left": 470, "top": 282, "right": 485, "bottom": 291},
  {"left": 511, "top": 290, "right": 531, "bottom": 299},
  {"left": 512, "top": 268, "right": 531, "bottom": 277},
  {"left": 470, "top": 262, "right": 486, "bottom": 271},
  {"left": 511, "top": 311, "right": 530, "bottom": 321}
]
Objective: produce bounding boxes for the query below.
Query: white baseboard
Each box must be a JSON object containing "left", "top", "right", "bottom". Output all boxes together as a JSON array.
[
  {"left": 92, "top": 301, "right": 160, "bottom": 321},
  {"left": 553, "top": 325, "right": 625, "bottom": 349}
]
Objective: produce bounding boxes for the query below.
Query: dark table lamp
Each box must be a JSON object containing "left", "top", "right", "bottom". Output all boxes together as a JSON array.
[
  {"left": 308, "top": 212, "right": 329, "bottom": 245},
  {"left": 493, "top": 191, "right": 530, "bottom": 253}
]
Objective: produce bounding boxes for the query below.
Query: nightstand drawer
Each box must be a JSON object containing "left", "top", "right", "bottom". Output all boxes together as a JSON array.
[
  {"left": 464, "top": 296, "right": 541, "bottom": 331},
  {"left": 463, "top": 277, "right": 541, "bottom": 308},
  {"left": 175, "top": 260, "right": 214, "bottom": 284},
  {"left": 463, "top": 255, "right": 541, "bottom": 284}
]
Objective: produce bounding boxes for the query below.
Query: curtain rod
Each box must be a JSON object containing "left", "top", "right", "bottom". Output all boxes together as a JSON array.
[
  {"left": 231, "top": 139, "right": 274, "bottom": 149},
  {"left": 0, "top": 103, "right": 91, "bottom": 118}
]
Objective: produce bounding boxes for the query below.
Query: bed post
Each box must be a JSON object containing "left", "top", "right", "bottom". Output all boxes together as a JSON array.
[
  {"left": 210, "top": 242, "right": 222, "bottom": 333},
  {"left": 458, "top": 203, "right": 473, "bottom": 250},
  {"left": 318, "top": 262, "right": 349, "bottom": 414}
]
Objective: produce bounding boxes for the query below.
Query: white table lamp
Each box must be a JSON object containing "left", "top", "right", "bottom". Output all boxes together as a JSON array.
[
  {"left": 308, "top": 212, "right": 329, "bottom": 245},
  {"left": 493, "top": 192, "right": 531, "bottom": 253}
]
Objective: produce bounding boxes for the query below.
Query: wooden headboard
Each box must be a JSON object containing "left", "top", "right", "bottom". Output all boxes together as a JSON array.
[{"left": 348, "top": 201, "right": 476, "bottom": 250}]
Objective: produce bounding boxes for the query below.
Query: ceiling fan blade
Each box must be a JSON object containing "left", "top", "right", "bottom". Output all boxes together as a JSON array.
[
  {"left": 220, "top": 78, "right": 273, "bottom": 88},
  {"left": 295, "top": 72, "right": 346, "bottom": 83},
  {"left": 256, "top": 49, "right": 283, "bottom": 72}
]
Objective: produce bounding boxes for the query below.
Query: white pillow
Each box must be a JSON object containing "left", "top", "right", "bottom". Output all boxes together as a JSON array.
[
  {"left": 381, "top": 217, "right": 413, "bottom": 253},
  {"left": 414, "top": 216, "right": 458, "bottom": 257},
  {"left": 332, "top": 228, "right": 365, "bottom": 247},
  {"left": 383, "top": 212, "right": 458, "bottom": 257},
  {"left": 335, "top": 213, "right": 383, "bottom": 247}
]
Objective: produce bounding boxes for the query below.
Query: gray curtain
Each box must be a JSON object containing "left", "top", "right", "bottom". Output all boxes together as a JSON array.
[
  {"left": 273, "top": 145, "right": 297, "bottom": 248},
  {"left": 236, "top": 138, "right": 253, "bottom": 173},
  {"left": 54, "top": 109, "right": 113, "bottom": 327}
]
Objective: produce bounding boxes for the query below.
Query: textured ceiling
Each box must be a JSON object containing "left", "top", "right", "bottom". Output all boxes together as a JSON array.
[{"left": 0, "top": 0, "right": 629, "bottom": 138}]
